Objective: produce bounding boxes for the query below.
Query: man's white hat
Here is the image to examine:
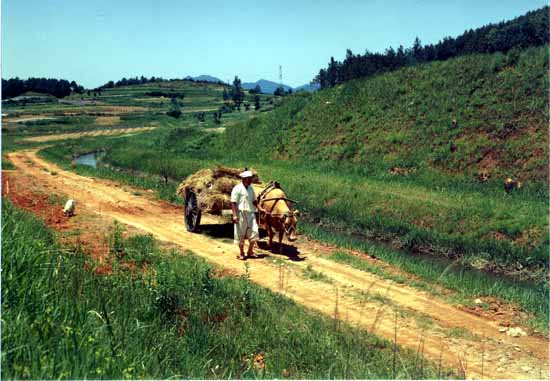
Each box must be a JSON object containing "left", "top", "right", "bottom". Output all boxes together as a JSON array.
[{"left": 239, "top": 170, "right": 253, "bottom": 178}]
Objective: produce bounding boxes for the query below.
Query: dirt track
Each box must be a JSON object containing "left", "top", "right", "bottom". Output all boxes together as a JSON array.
[
  {"left": 22, "top": 127, "right": 155, "bottom": 142},
  {"left": 5, "top": 149, "right": 549, "bottom": 380}
]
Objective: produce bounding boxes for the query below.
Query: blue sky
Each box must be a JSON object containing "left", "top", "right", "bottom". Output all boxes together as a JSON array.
[{"left": 2, "top": 0, "right": 546, "bottom": 88}]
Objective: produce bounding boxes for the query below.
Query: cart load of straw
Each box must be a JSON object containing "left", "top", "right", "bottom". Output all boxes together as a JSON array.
[{"left": 176, "top": 166, "right": 261, "bottom": 214}]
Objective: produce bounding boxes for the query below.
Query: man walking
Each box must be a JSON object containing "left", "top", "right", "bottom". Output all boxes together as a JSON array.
[{"left": 231, "top": 170, "right": 259, "bottom": 260}]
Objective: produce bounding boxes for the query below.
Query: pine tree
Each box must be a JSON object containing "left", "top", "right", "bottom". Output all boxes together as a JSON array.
[
  {"left": 232, "top": 76, "right": 244, "bottom": 107},
  {"left": 412, "top": 37, "right": 423, "bottom": 61}
]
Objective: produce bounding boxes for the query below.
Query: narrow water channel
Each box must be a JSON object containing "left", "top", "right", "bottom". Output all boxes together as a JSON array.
[{"left": 74, "top": 152, "right": 103, "bottom": 168}]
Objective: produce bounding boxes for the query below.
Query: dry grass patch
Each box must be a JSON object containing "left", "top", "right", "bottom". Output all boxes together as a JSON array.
[
  {"left": 95, "top": 116, "right": 120, "bottom": 126},
  {"left": 134, "top": 97, "right": 166, "bottom": 103},
  {"left": 5, "top": 115, "right": 54, "bottom": 123},
  {"left": 101, "top": 105, "right": 146, "bottom": 113}
]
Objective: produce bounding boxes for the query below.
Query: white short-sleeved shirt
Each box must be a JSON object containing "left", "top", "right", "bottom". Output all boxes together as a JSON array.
[{"left": 231, "top": 182, "right": 257, "bottom": 212}]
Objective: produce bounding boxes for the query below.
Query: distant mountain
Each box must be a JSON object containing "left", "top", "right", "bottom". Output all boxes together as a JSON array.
[
  {"left": 294, "top": 83, "right": 320, "bottom": 92},
  {"left": 242, "top": 79, "right": 292, "bottom": 94},
  {"left": 184, "top": 75, "right": 224, "bottom": 83},
  {"left": 242, "top": 79, "right": 320, "bottom": 94}
]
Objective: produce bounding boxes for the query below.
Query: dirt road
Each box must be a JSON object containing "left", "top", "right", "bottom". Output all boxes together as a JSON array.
[{"left": 5, "top": 149, "right": 549, "bottom": 379}]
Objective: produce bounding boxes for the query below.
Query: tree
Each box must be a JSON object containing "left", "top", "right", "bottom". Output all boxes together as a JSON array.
[
  {"left": 315, "top": 69, "right": 327, "bottom": 89},
  {"left": 274, "top": 86, "right": 285, "bottom": 96},
  {"left": 395, "top": 45, "right": 407, "bottom": 67},
  {"left": 385, "top": 47, "right": 396, "bottom": 69},
  {"left": 244, "top": 102, "right": 250, "bottom": 111},
  {"left": 412, "top": 37, "right": 423, "bottom": 62},
  {"left": 157, "top": 157, "right": 175, "bottom": 185},
  {"left": 254, "top": 95, "right": 261, "bottom": 110},
  {"left": 249, "top": 84, "right": 262, "bottom": 94},
  {"left": 213, "top": 111, "right": 221, "bottom": 124},
  {"left": 342, "top": 49, "right": 356, "bottom": 81},
  {"left": 232, "top": 76, "right": 244, "bottom": 107},
  {"left": 166, "top": 96, "right": 182, "bottom": 118},
  {"left": 310, "top": 7, "right": 549, "bottom": 88},
  {"left": 69, "top": 81, "right": 78, "bottom": 93},
  {"left": 327, "top": 56, "right": 339, "bottom": 87},
  {"left": 1, "top": 77, "right": 75, "bottom": 99}
]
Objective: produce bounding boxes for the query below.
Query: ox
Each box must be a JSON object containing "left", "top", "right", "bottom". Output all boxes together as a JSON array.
[{"left": 256, "top": 183, "right": 299, "bottom": 253}]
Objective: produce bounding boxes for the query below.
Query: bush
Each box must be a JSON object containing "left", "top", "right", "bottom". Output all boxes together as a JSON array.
[{"left": 166, "top": 109, "right": 182, "bottom": 118}]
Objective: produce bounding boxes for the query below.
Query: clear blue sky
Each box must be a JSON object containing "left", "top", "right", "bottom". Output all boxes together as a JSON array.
[{"left": 2, "top": 0, "right": 546, "bottom": 88}]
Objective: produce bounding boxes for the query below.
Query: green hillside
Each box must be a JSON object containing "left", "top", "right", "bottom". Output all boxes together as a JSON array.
[{"left": 226, "top": 46, "right": 548, "bottom": 184}]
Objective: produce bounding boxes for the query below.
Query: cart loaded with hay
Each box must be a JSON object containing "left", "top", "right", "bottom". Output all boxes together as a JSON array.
[{"left": 176, "top": 167, "right": 299, "bottom": 247}]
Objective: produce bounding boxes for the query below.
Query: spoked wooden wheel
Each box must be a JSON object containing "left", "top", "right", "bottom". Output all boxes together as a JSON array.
[{"left": 184, "top": 191, "right": 201, "bottom": 232}]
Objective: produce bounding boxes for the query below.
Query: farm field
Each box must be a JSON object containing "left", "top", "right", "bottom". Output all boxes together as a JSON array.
[{"left": 2, "top": 18, "right": 549, "bottom": 379}]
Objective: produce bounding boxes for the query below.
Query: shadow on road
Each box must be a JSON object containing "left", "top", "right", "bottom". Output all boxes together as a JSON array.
[{"left": 200, "top": 222, "right": 304, "bottom": 261}]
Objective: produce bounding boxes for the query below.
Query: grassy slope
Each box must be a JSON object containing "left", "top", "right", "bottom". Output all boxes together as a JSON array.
[
  {"left": 1, "top": 199, "right": 450, "bottom": 379},
  {"left": 226, "top": 46, "right": 548, "bottom": 184}
]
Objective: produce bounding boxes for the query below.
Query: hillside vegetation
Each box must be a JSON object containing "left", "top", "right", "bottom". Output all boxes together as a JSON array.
[{"left": 226, "top": 46, "right": 548, "bottom": 184}]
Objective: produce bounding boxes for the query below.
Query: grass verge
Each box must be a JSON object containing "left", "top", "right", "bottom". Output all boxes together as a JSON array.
[{"left": 300, "top": 222, "right": 549, "bottom": 333}]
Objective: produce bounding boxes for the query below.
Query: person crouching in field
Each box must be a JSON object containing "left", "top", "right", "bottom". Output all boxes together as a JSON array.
[{"left": 231, "top": 170, "right": 259, "bottom": 260}]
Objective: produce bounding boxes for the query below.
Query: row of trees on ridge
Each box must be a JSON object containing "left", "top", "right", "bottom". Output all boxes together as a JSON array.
[{"left": 314, "top": 6, "right": 549, "bottom": 88}]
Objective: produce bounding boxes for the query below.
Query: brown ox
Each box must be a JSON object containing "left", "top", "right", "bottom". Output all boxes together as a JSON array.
[{"left": 256, "top": 184, "right": 299, "bottom": 252}]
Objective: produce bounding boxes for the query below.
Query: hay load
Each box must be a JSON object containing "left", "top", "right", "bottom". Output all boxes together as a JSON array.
[{"left": 177, "top": 166, "right": 261, "bottom": 215}]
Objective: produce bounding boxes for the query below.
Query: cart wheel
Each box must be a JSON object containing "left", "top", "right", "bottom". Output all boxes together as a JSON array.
[{"left": 184, "top": 192, "right": 201, "bottom": 232}]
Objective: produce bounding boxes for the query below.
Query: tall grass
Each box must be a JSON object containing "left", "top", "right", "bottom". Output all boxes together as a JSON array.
[
  {"left": 1, "top": 199, "right": 452, "bottom": 379},
  {"left": 300, "top": 222, "right": 548, "bottom": 332}
]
